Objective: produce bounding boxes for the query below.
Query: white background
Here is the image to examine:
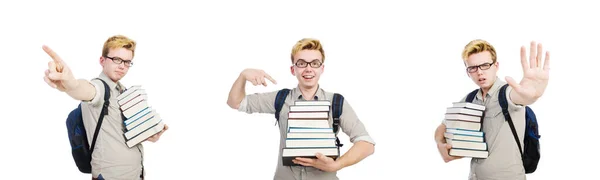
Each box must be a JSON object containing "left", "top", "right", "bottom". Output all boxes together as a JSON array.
[{"left": 1, "top": 0, "right": 598, "bottom": 179}]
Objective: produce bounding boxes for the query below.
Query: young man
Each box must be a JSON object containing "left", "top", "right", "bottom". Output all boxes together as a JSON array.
[
  {"left": 227, "top": 38, "right": 375, "bottom": 180},
  {"left": 434, "top": 39, "right": 550, "bottom": 180},
  {"left": 43, "top": 35, "right": 169, "bottom": 180}
]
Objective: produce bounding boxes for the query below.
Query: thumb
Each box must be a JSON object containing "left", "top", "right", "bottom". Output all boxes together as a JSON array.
[
  {"left": 445, "top": 143, "right": 452, "bottom": 149},
  {"left": 315, "top": 153, "right": 328, "bottom": 161},
  {"left": 505, "top": 76, "right": 521, "bottom": 92}
]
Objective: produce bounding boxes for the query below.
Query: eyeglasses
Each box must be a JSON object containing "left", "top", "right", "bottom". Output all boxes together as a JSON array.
[
  {"left": 466, "top": 61, "right": 495, "bottom": 73},
  {"left": 294, "top": 60, "right": 323, "bottom": 68},
  {"left": 105, "top": 56, "right": 133, "bottom": 67}
]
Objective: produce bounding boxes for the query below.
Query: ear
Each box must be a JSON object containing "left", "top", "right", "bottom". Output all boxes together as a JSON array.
[
  {"left": 290, "top": 66, "right": 295, "bottom": 76},
  {"left": 99, "top": 57, "right": 105, "bottom": 67}
]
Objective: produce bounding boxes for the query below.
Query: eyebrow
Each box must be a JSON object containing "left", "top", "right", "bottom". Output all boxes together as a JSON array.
[{"left": 297, "top": 59, "right": 321, "bottom": 62}]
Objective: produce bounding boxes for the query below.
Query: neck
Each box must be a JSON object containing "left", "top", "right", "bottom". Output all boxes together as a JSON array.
[
  {"left": 299, "top": 85, "right": 319, "bottom": 100},
  {"left": 480, "top": 77, "right": 496, "bottom": 101}
]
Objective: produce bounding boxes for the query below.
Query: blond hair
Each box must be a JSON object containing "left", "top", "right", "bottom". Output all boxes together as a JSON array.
[
  {"left": 290, "top": 38, "right": 325, "bottom": 63},
  {"left": 102, "top": 35, "right": 136, "bottom": 58},
  {"left": 462, "top": 39, "right": 497, "bottom": 62}
]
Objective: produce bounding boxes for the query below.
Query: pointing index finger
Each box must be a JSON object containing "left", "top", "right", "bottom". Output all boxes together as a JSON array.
[
  {"left": 43, "top": 45, "right": 64, "bottom": 72},
  {"left": 264, "top": 73, "right": 277, "bottom": 85}
]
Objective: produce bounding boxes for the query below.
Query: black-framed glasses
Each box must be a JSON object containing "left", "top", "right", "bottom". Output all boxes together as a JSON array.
[
  {"left": 466, "top": 61, "right": 495, "bottom": 73},
  {"left": 294, "top": 60, "right": 322, "bottom": 68},
  {"left": 105, "top": 56, "right": 133, "bottom": 67}
]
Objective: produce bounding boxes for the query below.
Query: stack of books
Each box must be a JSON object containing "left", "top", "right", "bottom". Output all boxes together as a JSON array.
[
  {"left": 282, "top": 100, "right": 340, "bottom": 166},
  {"left": 444, "top": 102, "right": 488, "bottom": 158},
  {"left": 117, "top": 85, "right": 165, "bottom": 148}
]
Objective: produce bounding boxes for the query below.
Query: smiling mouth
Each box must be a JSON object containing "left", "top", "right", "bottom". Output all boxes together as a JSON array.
[{"left": 302, "top": 75, "right": 315, "bottom": 79}]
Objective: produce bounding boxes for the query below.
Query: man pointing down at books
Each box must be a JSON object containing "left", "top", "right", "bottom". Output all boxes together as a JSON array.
[
  {"left": 43, "top": 35, "right": 168, "bottom": 180},
  {"left": 227, "top": 38, "right": 375, "bottom": 180},
  {"left": 434, "top": 39, "right": 550, "bottom": 180}
]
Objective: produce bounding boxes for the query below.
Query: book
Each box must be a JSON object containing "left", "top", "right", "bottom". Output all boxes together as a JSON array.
[
  {"left": 282, "top": 100, "right": 339, "bottom": 166},
  {"left": 118, "top": 85, "right": 165, "bottom": 148},
  {"left": 444, "top": 101, "right": 488, "bottom": 158}
]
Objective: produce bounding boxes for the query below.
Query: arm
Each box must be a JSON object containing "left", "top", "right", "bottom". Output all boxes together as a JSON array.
[
  {"left": 336, "top": 141, "right": 374, "bottom": 169},
  {"left": 65, "top": 79, "right": 96, "bottom": 101},
  {"left": 505, "top": 41, "right": 550, "bottom": 106},
  {"left": 226, "top": 74, "right": 247, "bottom": 109},
  {"left": 435, "top": 122, "right": 461, "bottom": 163},
  {"left": 226, "top": 68, "right": 277, "bottom": 109}
]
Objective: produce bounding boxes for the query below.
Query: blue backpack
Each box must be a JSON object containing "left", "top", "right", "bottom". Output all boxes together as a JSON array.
[
  {"left": 465, "top": 84, "right": 541, "bottom": 174},
  {"left": 65, "top": 78, "right": 110, "bottom": 173},
  {"left": 274, "top": 88, "right": 345, "bottom": 148}
]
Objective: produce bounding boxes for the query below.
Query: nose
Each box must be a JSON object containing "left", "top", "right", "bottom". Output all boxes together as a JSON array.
[{"left": 476, "top": 67, "right": 483, "bottom": 75}]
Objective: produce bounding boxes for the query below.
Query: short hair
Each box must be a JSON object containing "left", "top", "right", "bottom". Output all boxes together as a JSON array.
[
  {"left": 290, "top": 38, "right": 325, "bottom": 63},
  {"left": 462, "top": 39, "right": 497, "bottom": 62},
  {"left": 102, "top": 35, "right": 136, "bottom": 58}
]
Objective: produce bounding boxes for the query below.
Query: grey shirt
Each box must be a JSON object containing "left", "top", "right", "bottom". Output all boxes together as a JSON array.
[
  {"left": 450, "top": 77, "right": 526, "bottom": 180},
  {"left": 238, "top": 86, "right": 376, "bottom": 180},
  {"left": 81, "top": 72, "right": 144, "bottom": 180}
]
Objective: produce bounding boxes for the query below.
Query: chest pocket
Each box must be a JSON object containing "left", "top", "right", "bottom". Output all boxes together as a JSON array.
[{"left": 482, "top": 98, "right": 504, "bottom": 148}]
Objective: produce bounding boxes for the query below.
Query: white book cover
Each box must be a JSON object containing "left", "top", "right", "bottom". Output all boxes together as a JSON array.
[{"left": 126, "top": 121, "right": 165, "bottom": 148}]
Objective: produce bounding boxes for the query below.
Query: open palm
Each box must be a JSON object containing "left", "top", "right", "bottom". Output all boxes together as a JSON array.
[{"left": 506, "top": 41, "right": 550, "bottom": 101}]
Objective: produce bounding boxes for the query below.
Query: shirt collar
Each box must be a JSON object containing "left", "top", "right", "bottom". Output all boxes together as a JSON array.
[
  {"left": 476, "top": 76, "right": 504, "bottom": 100},
  {"left": 292, "top": 84, "right": 325, "bottom": 101},
  {"left": 98, "top": 72, "right": 124, "bottom": 92}
]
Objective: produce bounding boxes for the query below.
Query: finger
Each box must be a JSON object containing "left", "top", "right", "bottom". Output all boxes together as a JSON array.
[
  {"left": 264, "top": 73, "right": 277, "bottom": 85},
  {"left": 42, "top": 45, "right": 64, "bottom": 72},
  {"left": 529, "top": 41, "right": 536, "bottom": 68},
  {"left": 163, "top": 124, "right": 169, "bottom": 131},
  {"left": 292, "top": 160, "right": 313, "bottom": 167},
  {"left": 520, "top": 46, "right": 529, "bottom": 70},
  {"left": 445, "top": 143, "right": 452, "bottom": 149},
  {"left": 249, "top": 78, "right": 258, "bottom": 86},
  {"left": 48, "top": 61, "right": 57, "bottom": 73},
  {"left": 44, "top": 76, "right": 58, "bottom": 88},
  {"left": 256, "top": 76, "right": 266, "bottom": 87},
  {"left": 543, "top": 51, "right": 550, "bottom": 71},
  {"left": 295, "top": 157, "right": 316, "bottom": 164},
  {"left": 505, "top": 76, "right": 521, "bottom": 93},
  {"left": 48, "top": 72, "right": 63, "bottom": 81},
  {"left": 536, "top": 43, "right": 543, "bottom": 68}
]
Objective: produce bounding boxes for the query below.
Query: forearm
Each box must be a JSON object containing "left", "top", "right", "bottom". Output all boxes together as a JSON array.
[
  {"left": 227, "top": 74, "right": 247, "bottom": 109},
  {"left": 435, "top": 123, "right": 446, "bottom": 144},
  {"left": 66, "top": 79, "right": 96, "bottom": 101},
  {"left": 336, "top": 141, "right": 374, "bottom": 169}
]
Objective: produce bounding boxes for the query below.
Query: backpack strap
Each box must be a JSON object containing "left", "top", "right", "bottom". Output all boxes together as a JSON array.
[
  {"left": 89, "top": 78, "right": 111, "bottom": 154},
  {"left": 466, "top": 89, "right": 479, "bottom": 103},
  {"left": 274, "top": 88, "right": 291, "bottom": 126},
  {"left": 332, "top": 93, "right": 344, "bottom": 147},
  {"left": 498, "top": 84, "right": 524, "bottom": 155}
]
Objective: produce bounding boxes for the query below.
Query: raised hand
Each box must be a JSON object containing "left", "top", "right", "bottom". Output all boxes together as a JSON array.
[
  {"left": 43, "top": 45, "right": 78, "bottom": 92},
  {"left": 505, "top": 41, "right": 550, "bottom": 104},
  {"left": 292, "top": 153, "right": 342, "bottom": 172},
  {"left": 241, "top": 68, "right": 277, "bottom": 87}
]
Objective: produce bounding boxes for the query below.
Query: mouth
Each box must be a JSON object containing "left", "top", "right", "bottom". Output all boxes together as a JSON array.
[
  {"left": 302, "top": 75, "right": 315, "bottom": 80},
  {"left": 478, "top": 78, "right": 486, "bottom": 83}
]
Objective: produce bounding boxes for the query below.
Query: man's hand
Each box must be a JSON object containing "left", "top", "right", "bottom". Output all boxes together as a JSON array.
[
  {"left": 437, "top": 141, "right": 462, "bottom": 163},
  {"left": 292, "top": 153, "right": 342, "bottom": 172},
  {"left": 146, "top": 124, "right": 169, "bottom": 143},
  {"left": 43, "top": 45, "right": 78, "bottom": 92},
  {"left": 240, "top": 68, "right": 277, "bottom": 87},
  {"left": 505, "top": 41, "right": 550, "bottom": 105}
]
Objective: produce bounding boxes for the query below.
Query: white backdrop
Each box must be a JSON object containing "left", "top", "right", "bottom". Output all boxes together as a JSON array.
[{"left": 1, "top": 0, "right": 598, "bottom": 179}]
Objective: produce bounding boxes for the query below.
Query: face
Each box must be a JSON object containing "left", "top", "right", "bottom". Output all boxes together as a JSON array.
[
  {"left": 464, "top": 51, "right": 498, "bottom": 89},
  {"left": 290, "top": 50, "right": 324, "bottom": 89},
  {"left": 100, "top": 48, "right": 133, "bottom": 82}
]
